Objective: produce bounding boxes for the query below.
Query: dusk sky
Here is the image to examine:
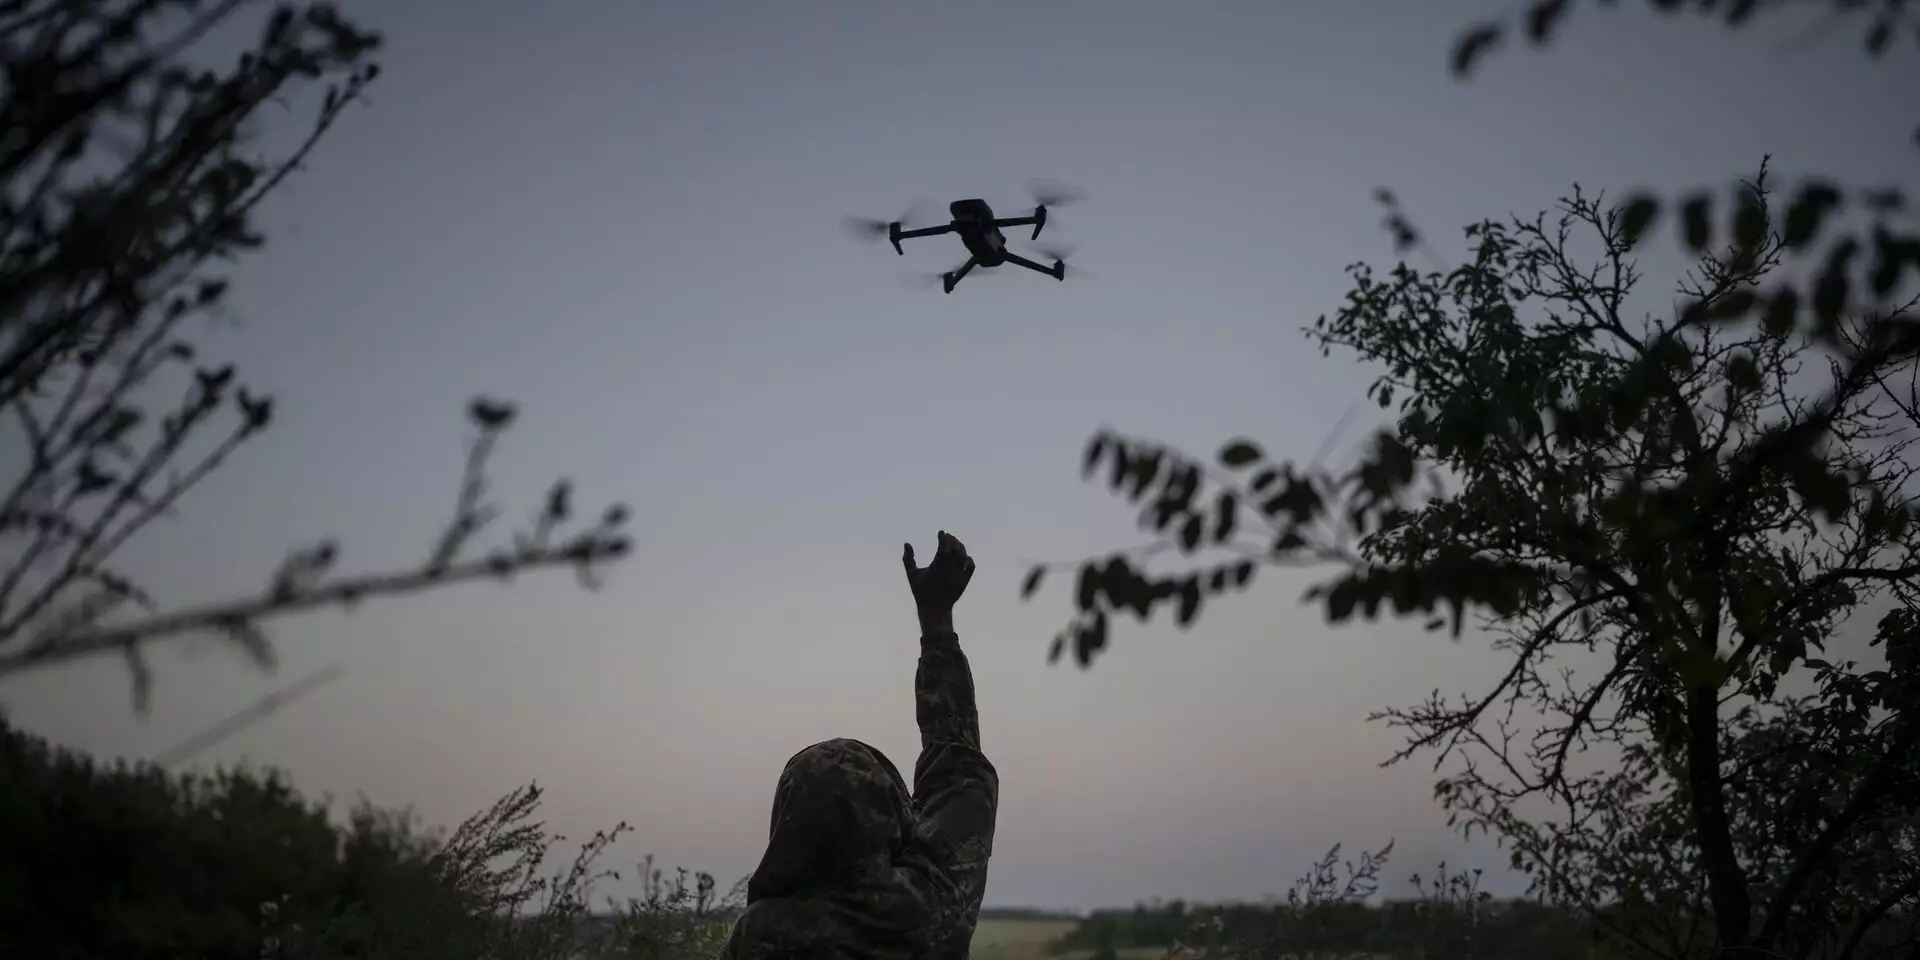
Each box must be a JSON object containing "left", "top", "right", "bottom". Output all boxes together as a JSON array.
[{"left": 4, "top": 0, "right": 1915, "bottom": 912}]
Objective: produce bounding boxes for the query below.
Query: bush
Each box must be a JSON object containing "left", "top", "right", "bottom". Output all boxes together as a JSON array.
[{"left": 0, "top": 713, "right": 739, "bottom": 960}]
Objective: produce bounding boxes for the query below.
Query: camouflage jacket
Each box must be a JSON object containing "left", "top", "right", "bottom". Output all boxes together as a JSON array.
[{"left": 721, "top": 632, "right": 999, "bottom": 960}]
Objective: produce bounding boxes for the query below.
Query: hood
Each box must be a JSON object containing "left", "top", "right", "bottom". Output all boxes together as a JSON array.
[
  {"left": 730, "top": 739, "right": 939, "bottom": 960},
  {"left": 749, "top": 738, "right": 916, "bottom": 901}
]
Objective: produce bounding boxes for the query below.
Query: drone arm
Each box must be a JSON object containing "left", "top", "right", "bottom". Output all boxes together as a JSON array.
[
  {"left": 886, "top": 223, "right": 951, "bottom": 256},
  {"left": 895, "top": 224, "right": 953, "bottom": 239},
  {"left": 1003, "top": 252, "right": 1064, "bottom": 281},
  {"left": 942, "top": 255, "right": 980, "bottom": 294},
  {"left": 994, "top": 206, "right": 1047, "bottom": 240}
]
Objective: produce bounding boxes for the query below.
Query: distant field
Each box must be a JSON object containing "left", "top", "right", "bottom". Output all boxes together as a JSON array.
[
  {"left": 969, "top": 918, "right": 1075, "bottom": 960},
  {"left": 969, "top": 918, "right": 1167, "bottom": 960}
]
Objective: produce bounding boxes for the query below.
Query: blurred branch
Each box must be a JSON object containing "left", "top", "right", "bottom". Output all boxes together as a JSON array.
[
  {"left": 0, "top": 530, "right": 629, "bottom": 678},
  {"left": 0, "top": 400, "right": 634, "bottom": 704},
  {"left": 0, "top": 3, "right": 636, "bottom": 710}
]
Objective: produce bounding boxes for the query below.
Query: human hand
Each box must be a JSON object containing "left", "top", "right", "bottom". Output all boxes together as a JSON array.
[{"left": 903, "top": 531, "right": 974, "bottom": 633}]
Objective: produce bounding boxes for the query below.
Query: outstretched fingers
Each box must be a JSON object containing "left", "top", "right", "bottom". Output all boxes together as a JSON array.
[
  {"left": 937, "top": 531, "right": 975, "bottom": 594},
  {"left": 910, "top": 531, "right": 975, "bottom": 598}
]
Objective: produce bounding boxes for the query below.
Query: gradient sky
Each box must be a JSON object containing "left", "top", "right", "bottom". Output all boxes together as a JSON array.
[{"left": 4, "top": 0, "right": 1915, "bottom": 912}]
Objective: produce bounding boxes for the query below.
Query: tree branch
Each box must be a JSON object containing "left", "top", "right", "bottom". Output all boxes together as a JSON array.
[
  {"left": 1757, "top": 715, "right": 1920, "bottom": 950},
  {"left": 0, "top": 535, "right": 629, "bottom": 678}
]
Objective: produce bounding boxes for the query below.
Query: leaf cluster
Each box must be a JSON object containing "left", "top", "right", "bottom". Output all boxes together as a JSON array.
[
  {"left": 1023, "top": 424, "right": 1433, "bottom": 667},
  {"left": 1453, "top": 0, "right": 1918, "bottom": 112}
]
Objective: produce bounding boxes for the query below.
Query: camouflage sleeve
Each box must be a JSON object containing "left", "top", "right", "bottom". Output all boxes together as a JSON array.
[{"left": 911, "top": 631, "right": 999, "bottom": 956}]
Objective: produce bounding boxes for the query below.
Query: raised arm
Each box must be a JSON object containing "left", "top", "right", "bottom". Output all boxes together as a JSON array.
[
  {"left": 901, "top": 534, "right": 1000, "bottom": 959},
  {"left": 913, "top": 630, "right": 998, "bottom": 880}
]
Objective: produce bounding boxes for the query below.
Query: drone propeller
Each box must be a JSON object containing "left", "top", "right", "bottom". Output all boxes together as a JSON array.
[
  {"left": 841, "top": 216, "right": 895, "bottom": 242},
  {"left": 1027, "top": 178, "right": 1087, "bottom": 209},
  {"left": 902, "top": 257, "right": 975, "bottom": 290},
  {"left": 841, "top": 197, "right": 939, "bottom": 243},
  {"left": 1032, "top": 242, "right": 1094, "bottom": 280},
  {"left": 1010, "top": 179, "right": 1086, "bottom": 240}
]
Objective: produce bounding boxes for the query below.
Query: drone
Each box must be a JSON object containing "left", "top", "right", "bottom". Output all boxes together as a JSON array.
[{"left": 843, "top": 182, "right": 1084, "bottom": 294}]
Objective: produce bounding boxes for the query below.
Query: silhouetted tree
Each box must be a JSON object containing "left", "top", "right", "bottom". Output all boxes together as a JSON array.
[
  {"left": 1029, "top": 8, "right": 1918, "bottom": 956},
  {"left": 1031, "top": 164, "right": 1919, "bottom": 957},
  {"left": 0, "top": 0, "right": 630, "bottom": 710}
]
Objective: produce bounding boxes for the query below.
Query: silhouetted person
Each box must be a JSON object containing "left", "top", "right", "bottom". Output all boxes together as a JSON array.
[{"left": 721, "top": 532, "right": 998, "bottom": 960}]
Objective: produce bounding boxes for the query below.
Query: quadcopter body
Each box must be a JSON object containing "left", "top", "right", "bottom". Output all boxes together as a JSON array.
[{"left": 845, "top": 184, "right": 1082, "bottom": 294}]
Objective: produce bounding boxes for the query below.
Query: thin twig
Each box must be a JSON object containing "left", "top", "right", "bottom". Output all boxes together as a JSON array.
[{"left": 0, "top": 537, "right": 627, "bottom": 677}]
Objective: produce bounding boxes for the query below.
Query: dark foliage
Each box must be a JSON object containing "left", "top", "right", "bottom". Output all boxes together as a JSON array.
[
  {"left": 1050, "top": 890, "right": 1918, "bottom": 960},
  {"left": 1027, "top": 8, "right": 1918, "bottom": 956},
  {"left": 0, "top": 1, "right": 632, "bottom": 710},
  {"left": 0, "top": 711, "right": 741, "bottom": 960},
  {"left": 1449, "top": 0, "right": 1916, "bottom": 136},
  {"left": 0, "top": 709, "right": 461, "bottom": 960},
  {"left": 1044, "top": 846, "right": 1603, "bottom": 960},
  {"left": 1035, "top": 166, "right": 1920, "bottom": 956}
]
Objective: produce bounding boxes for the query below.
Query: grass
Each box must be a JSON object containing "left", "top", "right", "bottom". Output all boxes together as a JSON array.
[
  {"left": 969, "top": 919, "right": 1167, "bottom": 960},
  {"left": 969, "top": 918, "right": 1077, "bottom": 960}
]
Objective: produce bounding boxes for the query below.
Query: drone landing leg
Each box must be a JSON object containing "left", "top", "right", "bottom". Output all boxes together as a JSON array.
[
  {"left": 1003, "top": 252, "right": 1065, "bottom": 281},
  {"left": 943, "top": 256, "right": 979, "bottom": 294}
]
